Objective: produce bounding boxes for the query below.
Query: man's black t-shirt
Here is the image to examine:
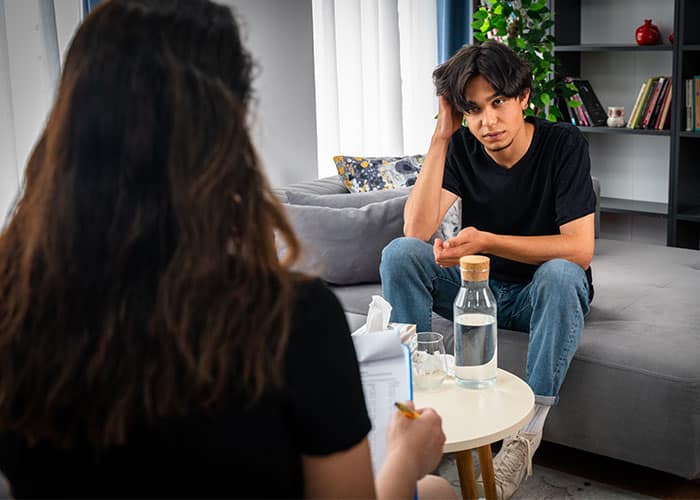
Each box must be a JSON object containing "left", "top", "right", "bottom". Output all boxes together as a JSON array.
[
  {"left": 0, "top": 279, "right": 371, "bottom": 499},
  {"left": 442, "top": 117, "right": 596, "bottom": 284}
]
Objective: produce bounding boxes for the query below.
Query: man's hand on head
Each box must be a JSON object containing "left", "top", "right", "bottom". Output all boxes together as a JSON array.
[
  {"left": 433, "top": 227, "right": 490, "bottom": 268},
  {"left": 434, "top": 96, "right": 464, "bottom": 141}
]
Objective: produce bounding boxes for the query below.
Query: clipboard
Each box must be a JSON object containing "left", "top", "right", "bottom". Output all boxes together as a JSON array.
[{"left": 352, "top": 330, "right": 412, "bottom": 474}]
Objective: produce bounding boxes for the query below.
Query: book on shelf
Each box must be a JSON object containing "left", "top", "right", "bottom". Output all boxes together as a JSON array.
[
  {"left": 627, "top": 81, "right": 648, "bottom": 129},
  {"left": 686, "top": 79, "right": 694, "bottom": 132},
  {"left": 574, "top": 93, "right": 591, "bottom": 126},
  {"left": 656, "top": 79, "right": 672, "bottom": 130},
  {"left": 556, "top": 96, "right": 576, "bottom": 126},
  {"left": 695, "top": 76, "right": 700, "bottom": 132},
  {"left": 629, "top": 77, "right": 657, "bottom": 129},
  {"left": 641, "top": 77, "right": 667, "bottom": 129},
  {"left": 569, "top": 78, "right": 607, "bottom": 127}
]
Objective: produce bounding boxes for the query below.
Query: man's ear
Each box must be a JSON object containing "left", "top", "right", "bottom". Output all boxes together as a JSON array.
[{"left": 520, "top": 89, "right": 531, "bottom": 110}]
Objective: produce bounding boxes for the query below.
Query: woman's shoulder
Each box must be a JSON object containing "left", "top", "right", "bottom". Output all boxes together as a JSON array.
[
  {"left": 289, "top": 277, "right": 348, "bottom": 335},
  {"left": 293, "top": 276, "right": 337, "bottom": 306}
]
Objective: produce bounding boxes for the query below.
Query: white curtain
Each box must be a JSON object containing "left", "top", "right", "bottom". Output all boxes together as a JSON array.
[
  {"left": 312, "top": 0, "right": 438, "bottom": 178},
  {"left": 0, "top": 0, "right": 81, "bottom": 226}
]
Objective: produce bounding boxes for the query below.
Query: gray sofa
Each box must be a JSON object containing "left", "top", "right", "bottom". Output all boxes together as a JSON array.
[{"left": 279, "top": 176, "right": 700, "bottom": 480}]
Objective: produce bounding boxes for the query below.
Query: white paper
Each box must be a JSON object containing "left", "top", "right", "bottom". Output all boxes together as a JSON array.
[
  {"left": 352, "top": 330, "right": 412, "bottom": 474},
  {"left": 366, "top": 295, "right": 392, "bottom": 333}
]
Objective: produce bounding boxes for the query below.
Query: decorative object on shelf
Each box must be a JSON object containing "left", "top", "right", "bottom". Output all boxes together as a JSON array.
[
  {"left": 669, "top": 32, "right": 674, "bottom": 44},
  {"left": 471, "top": 0, "right": 578, "bottom": 122},
  {"left": 607, "top": 106, "right": 625, "bottom": 127},
  {"left": 569, "top": 78, "right": 608, "bottom": 126},
  {"left": 635, "top": 19, "right": 661, "bottom": 46}
]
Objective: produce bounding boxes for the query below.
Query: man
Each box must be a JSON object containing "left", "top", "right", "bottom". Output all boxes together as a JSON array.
[{"left": 380, "top": 41, "right": 595, "bottom": 499}]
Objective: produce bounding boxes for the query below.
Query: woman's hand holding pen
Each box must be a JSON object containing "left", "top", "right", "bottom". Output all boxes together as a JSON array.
[{"left": 385, "top": 401, "right": 445, "bottom": 480}]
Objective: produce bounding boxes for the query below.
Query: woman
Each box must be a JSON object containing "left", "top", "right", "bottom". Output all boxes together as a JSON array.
[{"left": 0, "top": 1, "right": 454, "bottom": 498}]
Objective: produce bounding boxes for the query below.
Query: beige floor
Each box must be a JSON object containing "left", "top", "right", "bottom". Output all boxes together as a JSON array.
[
  {"left": 436, "top": 442, "right": 700, "bottom": 500},
  {"left": 437, "top": 451, "right": 656, "bottom": 499}
]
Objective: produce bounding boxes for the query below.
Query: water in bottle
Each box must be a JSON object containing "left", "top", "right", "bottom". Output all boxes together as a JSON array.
[{"left": 453, "top": 255, "right": 497, "bottom": 388}]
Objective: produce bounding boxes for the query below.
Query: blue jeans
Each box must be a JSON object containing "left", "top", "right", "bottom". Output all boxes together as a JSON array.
[{"left": 379, "top": 237, "right": 591, "bottom": 403}]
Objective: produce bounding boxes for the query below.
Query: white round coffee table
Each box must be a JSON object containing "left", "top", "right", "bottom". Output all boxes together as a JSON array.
[{"left": 414, "top": 369, "right": 534, "bottom": 500}]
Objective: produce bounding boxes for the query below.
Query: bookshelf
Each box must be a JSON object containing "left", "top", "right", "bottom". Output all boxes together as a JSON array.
[{"left": 552, "top": 0, "right": 700, "bottom": 249}]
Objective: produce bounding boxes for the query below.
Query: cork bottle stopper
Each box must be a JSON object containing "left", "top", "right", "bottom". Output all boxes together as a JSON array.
[{"left": 460, "top": 255, "right": 490, "bottom": 281}]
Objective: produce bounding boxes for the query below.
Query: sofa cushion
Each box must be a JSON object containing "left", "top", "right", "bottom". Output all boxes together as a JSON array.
[
  {"left": 286, "top": 188, "right": 411, "bottom": 209},
  {"left": 283, "top": 195, "right": 408, "bottom": 285},
  {"left": 333, "top": 155, "right": 461, "bottom": 240},
  {"left": 274, "top": 175, "right": 348, "bottom": 203}
]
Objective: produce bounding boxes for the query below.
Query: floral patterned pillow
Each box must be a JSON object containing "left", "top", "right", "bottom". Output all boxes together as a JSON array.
[{"left": 333, "top": 154, "right": 461, "bottom": 240}]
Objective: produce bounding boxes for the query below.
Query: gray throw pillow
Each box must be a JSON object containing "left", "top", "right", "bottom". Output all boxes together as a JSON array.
[
  {"left": 287, "top": 188, "right": 461, "bottom": 241},
  {"left": 283, "top": 195, "right": 408, "bottom": 285},
  {"left": 286, "top": 188, "right": 410, "bottom": 209}
]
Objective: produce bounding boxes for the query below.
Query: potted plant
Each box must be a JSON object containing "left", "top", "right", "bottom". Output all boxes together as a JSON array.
[{"left": 471, "top": 0, "right": 579, "bottom": 122}]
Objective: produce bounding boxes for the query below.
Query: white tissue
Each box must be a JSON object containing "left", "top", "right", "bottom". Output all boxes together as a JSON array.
[{"left": 366, "top": 295, "right": 392, "bottom": 333}]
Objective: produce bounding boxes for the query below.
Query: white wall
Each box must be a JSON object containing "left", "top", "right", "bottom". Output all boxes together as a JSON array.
[
  {"left": 222, "top": 0, "right": 318, "bottom": 187},
  {"left": 580, "top": 0, "right": 674, "bottom": 204}
]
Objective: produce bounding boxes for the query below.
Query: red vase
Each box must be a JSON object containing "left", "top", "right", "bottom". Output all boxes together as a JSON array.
[
  {"left": 669, "top": 32, "right": 674, "bottom": 45},
  {"left": 635, "top": 19, "right": 661, "bottom": 45}
]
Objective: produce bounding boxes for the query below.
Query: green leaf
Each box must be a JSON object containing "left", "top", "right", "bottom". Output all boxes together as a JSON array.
[
  {"left": 540, "top": 93, "right": 551, "bottom": 105},
  {"left": 516, "top": 37, "right": 526, "bottom": 49},
  {"left": 530, "top": 0, "right": 546, "bottom": 11},
  {"left": 524, "top": 107, "right": 535, "bottom": 116},
  {"left": 522, "top": 0, "right": 532, "bottom": 7},
  {"left": 493, "top": 18, "right": 507, "bottom": 30},
  {"left": 494, "top": 4, "right": 503, "bottom": 15},
  {"left": 487, "top": 0, "right": 497, "bottom": 4},
  {"left": 474, "top": 32, "right": 486, "bottom": 42},
  {"left": 547, "top": 112, "right": 557, "bottom": 122},
  {"left": 479, "top": 18, "right": 491, "bottom": 32},
  {"left": 568, "top": 100, "right": 581, "bottom": 108},
  {"left": 473, "top": 9, "right": 488, "bottom": 21}
]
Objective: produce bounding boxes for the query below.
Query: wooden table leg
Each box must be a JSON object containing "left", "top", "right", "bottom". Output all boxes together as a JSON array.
[
  {"left": 477, "top": 444, "right": 497, "bottom": 500},
  {"left": 455, "top": 450, "right": 478, "bottom": 499}
]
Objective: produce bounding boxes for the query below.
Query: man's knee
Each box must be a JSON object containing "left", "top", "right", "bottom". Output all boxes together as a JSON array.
[
  {"left": 533, "top": 258, "right": 587, "bottom": 294},
  {"left": 380, "top": 236, "right": 431, "bottom": 277}
]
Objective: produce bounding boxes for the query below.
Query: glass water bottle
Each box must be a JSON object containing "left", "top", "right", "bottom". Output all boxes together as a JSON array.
[{"left": 453, "top": 255, "right": 497, "bottom": 388}]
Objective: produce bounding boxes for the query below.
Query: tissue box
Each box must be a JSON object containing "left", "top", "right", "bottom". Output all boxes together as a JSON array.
[{"left": 351, "top": 322, "right": 416, "bottom": 346}]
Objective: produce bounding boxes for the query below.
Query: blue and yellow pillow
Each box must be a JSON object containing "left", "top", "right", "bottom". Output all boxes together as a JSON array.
[
  {"left": 333, "top": 154, "right": 461, "bottom": 240},
  {"left": 333, "top": 155, "right": 425, "bottom": 192}
]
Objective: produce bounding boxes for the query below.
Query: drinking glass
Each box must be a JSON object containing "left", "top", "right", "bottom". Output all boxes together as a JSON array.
[{"left": 412, "top": 332, "right": 448, "bottom": 391}]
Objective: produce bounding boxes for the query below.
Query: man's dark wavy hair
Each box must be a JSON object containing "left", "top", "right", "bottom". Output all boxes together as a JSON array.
[{"left": 433, "top": 40, "right": 533, "bottom": 113}]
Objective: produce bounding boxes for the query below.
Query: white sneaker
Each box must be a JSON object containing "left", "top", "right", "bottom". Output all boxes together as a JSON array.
[{"left": 484, "top": 430, "right": 542, "bottom": 500}]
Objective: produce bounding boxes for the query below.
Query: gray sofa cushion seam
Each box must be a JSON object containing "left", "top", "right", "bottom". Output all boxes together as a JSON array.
[{"left": 570, "top": 354, "right": 700, "bottom": 383}]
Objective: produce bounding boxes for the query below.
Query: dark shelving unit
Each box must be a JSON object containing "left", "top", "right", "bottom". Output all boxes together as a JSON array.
[
  {"left": 555, "top": 44, "right": 673, "bottom": 52},
  {"left": 577, "top": 127, "right": 670, "bottom": 136},
  {"left": 552, "top": 0, "right": 700, "bottom": 249}
]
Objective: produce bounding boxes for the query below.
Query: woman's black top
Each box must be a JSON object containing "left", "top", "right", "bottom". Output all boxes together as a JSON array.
[{"left": 0, "top": 279, "right": 371, "bottom": 498}]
